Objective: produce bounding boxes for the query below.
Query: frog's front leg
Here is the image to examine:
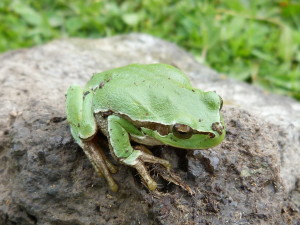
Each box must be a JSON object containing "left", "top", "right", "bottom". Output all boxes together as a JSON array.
[
  {"left": 66, "top": 85, "right": 118, "bottom": 192},
  {"left": 107, "top": 115, "right": 171, "bottom": 190}
]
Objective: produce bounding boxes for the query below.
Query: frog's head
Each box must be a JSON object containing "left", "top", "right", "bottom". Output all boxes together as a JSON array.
[{"left": 141, "top": 91, "right": 225, "bottom": 150}]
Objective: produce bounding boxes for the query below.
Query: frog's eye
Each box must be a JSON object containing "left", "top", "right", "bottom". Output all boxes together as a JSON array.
[
  {"left": 219, "top": 96, "right": 223, "bottom": 110},
  {"left": 172, "top": 124, "right": 193, "bottom": 139}
]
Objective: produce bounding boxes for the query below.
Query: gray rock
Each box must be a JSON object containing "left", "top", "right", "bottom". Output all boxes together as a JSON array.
[{"left": 0, "top": 33, "right": 299, "bottom": 224}]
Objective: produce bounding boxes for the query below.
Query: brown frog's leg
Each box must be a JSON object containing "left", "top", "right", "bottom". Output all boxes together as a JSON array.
[{"left": 82, "top": 139, "right": 118, "bottom": 192}]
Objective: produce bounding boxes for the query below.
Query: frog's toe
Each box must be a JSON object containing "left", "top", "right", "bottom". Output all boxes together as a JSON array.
[
  {"left": 96, "top": 148, "right": 118, "bottom": 174},
  {"left": 108, "top": 179, "right": 119, "bottom": 192},
  {"left": 133, "top": 160, "right": 157, "bottom": 191},
  {"left": 105, "top": 160, "right": 118, "bottom": 174}
]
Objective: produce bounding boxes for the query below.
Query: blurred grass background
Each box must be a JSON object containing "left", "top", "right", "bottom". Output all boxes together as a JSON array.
[{"left": 0, "top": 0, "right": 299, "bottom": 100}]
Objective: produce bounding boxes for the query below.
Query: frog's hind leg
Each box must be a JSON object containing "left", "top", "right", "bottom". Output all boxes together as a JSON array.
[
  {"left": 82, "top": 139, "right": 118, "bottom": 192},
  {"left": 66, "top": 85, "right": 118, "bottom": 192},
  {"left": 70, "top": 127, "right": 118, "bottom": 191}
]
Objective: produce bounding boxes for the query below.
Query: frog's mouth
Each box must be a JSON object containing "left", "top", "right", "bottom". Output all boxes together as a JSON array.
[{"left": 195, "top": 131, "right": 216, "bottom": 139}]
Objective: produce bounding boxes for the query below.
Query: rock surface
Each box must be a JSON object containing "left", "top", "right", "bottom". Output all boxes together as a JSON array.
[{"left": 0, "top": 34, "right": 299, "bottom": 224}]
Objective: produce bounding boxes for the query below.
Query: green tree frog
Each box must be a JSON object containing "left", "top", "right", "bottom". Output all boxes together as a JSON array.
[{"left": 66, "top": 64, "right": 225, "bottom": 192}]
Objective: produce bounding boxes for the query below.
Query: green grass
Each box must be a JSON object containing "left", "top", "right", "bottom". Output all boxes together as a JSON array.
[{"left": 1, "top": 0, "right": 299, "bottom": 100}]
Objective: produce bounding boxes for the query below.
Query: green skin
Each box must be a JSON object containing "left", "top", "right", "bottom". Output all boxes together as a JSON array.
[{"left": 66, "top": 64, "right": 225, "bottom": 191}]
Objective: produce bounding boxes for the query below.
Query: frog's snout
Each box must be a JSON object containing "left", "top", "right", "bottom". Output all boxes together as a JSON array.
[{"left": 211, "top": 122, "right": 224, "bottom": 136}]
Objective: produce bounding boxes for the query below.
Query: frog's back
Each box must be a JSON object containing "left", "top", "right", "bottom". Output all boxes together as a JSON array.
[{"left": 85, "top": 64, "right": 192, "bottom": 90}]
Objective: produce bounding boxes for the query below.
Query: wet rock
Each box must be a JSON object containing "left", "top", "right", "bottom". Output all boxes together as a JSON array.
[{"left": 0, "top": 34, "right": 299, "bottom": 224}]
